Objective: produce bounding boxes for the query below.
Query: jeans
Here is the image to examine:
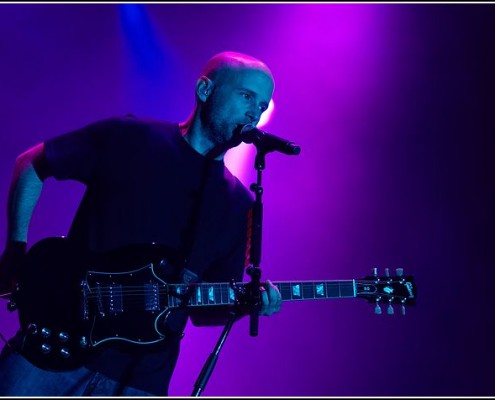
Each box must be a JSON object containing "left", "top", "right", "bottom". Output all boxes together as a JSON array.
[{"left": 0, "top": 344, "right": 154, "bottom": 396}]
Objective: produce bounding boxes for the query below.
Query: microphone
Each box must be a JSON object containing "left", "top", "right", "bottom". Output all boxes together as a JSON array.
[{"left": 238, "top": 124, "right": 301, "bottom": 155}]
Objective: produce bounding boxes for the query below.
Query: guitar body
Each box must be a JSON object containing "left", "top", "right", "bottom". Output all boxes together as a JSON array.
[
  {"left": 15, "top": 237, "right": 90, "bottom": 370},
  {"left": 14, "top": 237, "right": 179, "bottom": 371},
  {"left": 9, "top": 237, "right": 417, "bottom": 372}
]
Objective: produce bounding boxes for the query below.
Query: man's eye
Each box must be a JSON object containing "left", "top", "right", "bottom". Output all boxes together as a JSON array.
[{"left": 242, "top": 93, "right": 251, "bottom": 100}]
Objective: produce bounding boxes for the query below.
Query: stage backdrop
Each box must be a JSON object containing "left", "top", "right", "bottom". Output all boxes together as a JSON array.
[{"left": 0, "top": 3, "right": 494, "bottom": 396}]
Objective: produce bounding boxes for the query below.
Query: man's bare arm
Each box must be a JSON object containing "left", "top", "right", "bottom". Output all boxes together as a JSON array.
[{"left": 0, "top": 143, "right": 45, "bottom": 293}]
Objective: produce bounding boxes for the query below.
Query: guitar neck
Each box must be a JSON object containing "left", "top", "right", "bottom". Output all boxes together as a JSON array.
[
  {"left": 275, "top": 280, "right": 356, "bottom": 302},
  {"left": 166, "top": 280, "right": 356, "bottom": 308}
]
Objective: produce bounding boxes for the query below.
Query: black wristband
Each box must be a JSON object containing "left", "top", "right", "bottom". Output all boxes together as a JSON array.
[{"left": 0, "top": 241, "right": 27, "bottom": 286}]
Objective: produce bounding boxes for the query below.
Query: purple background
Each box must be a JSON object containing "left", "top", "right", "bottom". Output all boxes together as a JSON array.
[{"left": 1, "top": 3, "right": 494, "bottom": 396}]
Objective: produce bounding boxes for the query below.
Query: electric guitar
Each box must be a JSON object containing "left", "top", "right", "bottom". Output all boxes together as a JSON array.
[{"left": 6, "top": 237, "right": 417, "bottom": 371}]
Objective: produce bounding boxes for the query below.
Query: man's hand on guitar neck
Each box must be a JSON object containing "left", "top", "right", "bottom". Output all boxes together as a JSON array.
[
  {"left": 0, "top": 241, "right": 26, "bottom": 296},
  {"left": 259, "top": 280, "right": 282, "bottom": 316}
]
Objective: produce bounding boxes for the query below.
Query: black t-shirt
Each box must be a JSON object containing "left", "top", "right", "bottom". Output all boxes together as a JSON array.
[{"left": 40, "top": 115, "right": 254, "bottom": 395}]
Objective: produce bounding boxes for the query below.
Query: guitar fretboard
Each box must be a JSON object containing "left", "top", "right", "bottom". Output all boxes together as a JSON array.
[{"left": 166, "top": 280, "right": 356, "bottom": 308}]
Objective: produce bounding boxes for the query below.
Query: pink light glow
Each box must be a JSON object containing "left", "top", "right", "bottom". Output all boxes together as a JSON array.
[{"left": 257, "top": 98, "right": 275, "bottom": 129}]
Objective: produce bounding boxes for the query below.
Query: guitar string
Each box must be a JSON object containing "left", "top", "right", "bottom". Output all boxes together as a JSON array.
[
  {"left": 82, "top": 289, "right": 406, "bottom": 307},
  {"left": 82, "top": 281, "right": 357, "bottom": 297},
  {"left": 82, "top": 284, "right": 403, "bottom": 305},
  {"left": 80, "top": 280, "right": 395, "bottom": 292},
  {"left": 81, "top": 281, "right": 408, "bottom": 301},
  {"left": 82, "top": 282, "right": 366, "bottom": 297}
]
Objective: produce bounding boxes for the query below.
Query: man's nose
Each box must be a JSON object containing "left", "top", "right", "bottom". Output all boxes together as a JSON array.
[{"left": 246, "top": 109, "right": 260, "bottom": 124}]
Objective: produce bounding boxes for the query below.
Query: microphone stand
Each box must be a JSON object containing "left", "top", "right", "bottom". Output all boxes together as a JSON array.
[
  {"left": 191, "top": 132, "right": 271, "bottom": 396},
  {"left": 191, "top": 310, "right": 238, "bottom": 397},
  {"left": 239, "top": 124, "right": 300, "bottom": 336},
  {"left": 245, "top": 145, "right": 267, "bottom": 337}
]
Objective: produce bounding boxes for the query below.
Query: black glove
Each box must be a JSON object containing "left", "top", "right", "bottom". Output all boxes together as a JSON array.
[{"left": 0, "top": 241, "right": 26, "bottom": 294}]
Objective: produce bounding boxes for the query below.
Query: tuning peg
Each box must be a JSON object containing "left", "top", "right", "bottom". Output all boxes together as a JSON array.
[
  {"left": 401, "top": 304, "right": 406, "bottom": 315},
  {"left": 374, "top": 302, "right": 382, "bottom": 315},
  {"left": 385, "top": 268, "right": 390, "bottom": 277},
  {"left": 396, "top": 268, "right": 404, "bottom": 277},
  {"left": 387, "top": 304, "right": 394, "bottom": 315},
  {"left": 373, "top": 267, "right": 378, "bottom": 277}
]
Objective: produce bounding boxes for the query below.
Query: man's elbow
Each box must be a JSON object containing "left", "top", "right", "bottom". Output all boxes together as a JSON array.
[{"left": 14, "top": 143, "right": 46, "bottom": 181}]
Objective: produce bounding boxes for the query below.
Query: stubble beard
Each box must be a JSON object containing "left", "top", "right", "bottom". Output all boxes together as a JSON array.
[{"left": 200, "top": 102, "right": 233, "bottom": 147}]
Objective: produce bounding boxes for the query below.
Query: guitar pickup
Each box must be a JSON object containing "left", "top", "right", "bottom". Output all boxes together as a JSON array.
[{"left": 144, "top": 282, "right": 160, "bottom": 312}]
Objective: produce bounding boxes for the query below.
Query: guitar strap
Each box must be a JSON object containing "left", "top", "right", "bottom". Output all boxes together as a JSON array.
[
  {"left": 176, "top": 156, "right": 216, "bottom": 281},
  {"left": 177, "top": 131, "right": 242, "bottom": 277}
]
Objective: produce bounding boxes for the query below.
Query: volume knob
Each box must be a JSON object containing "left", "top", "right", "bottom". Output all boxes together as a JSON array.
[
  {"left": 41, "top": 327, "right": 52, "bottom": 338},
  {"left": 40, "top": 343, "right": 52, "bottom": 354},
  {"left": 60, "top": 348, "right": 70, "bottom": 358}
]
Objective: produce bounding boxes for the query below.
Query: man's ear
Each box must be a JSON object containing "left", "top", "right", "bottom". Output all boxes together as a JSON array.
[{"left": 196, "top": 76, "right": 214, "bottom": 102}]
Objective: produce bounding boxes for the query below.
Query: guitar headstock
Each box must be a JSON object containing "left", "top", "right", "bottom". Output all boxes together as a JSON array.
[{"left": 356, "top": 268, "right": 416, "bottom": 315}]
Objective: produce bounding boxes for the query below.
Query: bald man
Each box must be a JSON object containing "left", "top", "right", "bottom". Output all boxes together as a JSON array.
[{"left": 0, "top": 51, "right": 281, "bottom": 396}]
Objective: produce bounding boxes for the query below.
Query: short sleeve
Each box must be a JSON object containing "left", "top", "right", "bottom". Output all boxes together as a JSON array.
[{"left": 43, "top": 117, "right": 121, "bottom": 183}]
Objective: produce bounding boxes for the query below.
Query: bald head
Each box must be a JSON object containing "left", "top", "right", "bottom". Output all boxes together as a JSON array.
[
  {"left": 182, "top": 51, "right": 275, "bottom": 156},
  {"left": 199, "top": 51, "right": 274, "bottom": 83}
]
